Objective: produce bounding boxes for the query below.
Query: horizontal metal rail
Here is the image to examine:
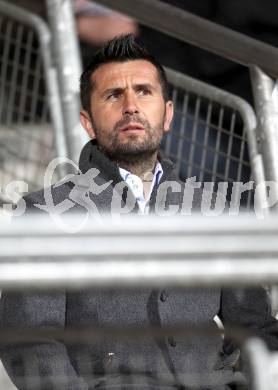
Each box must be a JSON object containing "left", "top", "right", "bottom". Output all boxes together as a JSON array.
[
  {"left": 95, "top": 0, "right": 278, "bottom": 78},
  {"left": 1, "top": 215, "right": 278, "bottom": 289}
]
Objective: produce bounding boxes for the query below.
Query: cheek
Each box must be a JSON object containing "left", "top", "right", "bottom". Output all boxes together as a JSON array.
[
  {"left": 91, "top": 107, "right": 107, "bottom": 125},
  {"left": 147, "top": 105, "right": 166, "bottom": 125},
  {"left": 95, "top": 104, "right": 121, "bottom": 125}
]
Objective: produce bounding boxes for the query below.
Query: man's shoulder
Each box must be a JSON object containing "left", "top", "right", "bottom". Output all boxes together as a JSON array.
[{"left": 23, "top": 181, "right": 74, "bottom": 211}]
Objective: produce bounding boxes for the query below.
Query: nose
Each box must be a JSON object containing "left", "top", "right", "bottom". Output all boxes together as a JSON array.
[{"left": 122, "top": 91, "right": 139, "bottom": 116}]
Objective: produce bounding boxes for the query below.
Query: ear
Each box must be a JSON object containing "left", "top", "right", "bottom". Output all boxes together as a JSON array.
[
  {"left": 163, "top": 100, "right": 174, "bottom": 133},
  {"left": 80, "top": 109, "right": 96, "bottom": 139}
]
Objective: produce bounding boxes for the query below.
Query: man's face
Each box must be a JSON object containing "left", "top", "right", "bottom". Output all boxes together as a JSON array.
[{"left": 80, "top": 60, "right": 173, "bottom": 159}]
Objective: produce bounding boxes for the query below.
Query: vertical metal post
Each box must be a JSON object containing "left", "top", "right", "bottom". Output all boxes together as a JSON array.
[
  {"left": 250, "top": 66, "right": 278, "bottom": 311},
  {"left": 250, "top": 66, "right": 278, "bottom": 210},
  {"left": 0, "top": 0, "right": 70, "bottom": 179},
  {"left": 46, "top": 0, "right": 88, "bottom": 164}
]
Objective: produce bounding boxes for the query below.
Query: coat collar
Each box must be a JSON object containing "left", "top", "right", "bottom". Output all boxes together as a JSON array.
[{"left": 78, "top": 139, "right": 178, "bottom": 185}]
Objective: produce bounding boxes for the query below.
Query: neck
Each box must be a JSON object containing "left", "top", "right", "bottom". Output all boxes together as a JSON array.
[
  {"left": 117, "top": 153, "right": 157, "bottom": 180},
  {"left": 117, "top": 152, "right": 158, "bottom": 179}
]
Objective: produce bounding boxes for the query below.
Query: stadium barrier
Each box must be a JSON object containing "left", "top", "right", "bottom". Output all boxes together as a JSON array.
[{"left": 0, "top": 215, "right": 278, "bottom": 389}]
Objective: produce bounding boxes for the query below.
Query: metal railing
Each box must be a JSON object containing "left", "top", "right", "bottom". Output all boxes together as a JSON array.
[
  {"left": 165, "top": 68, "right": 266, "bottom": 209},
  {"left": 0, "top": 215, "right": 278, "bottom": 390},
  {"left": 46, "top": 0, "right": 87, "bottom": 163},
  {"left": 0, "top": 0, "right": 68, "bottom": 199},
  {"left": 1, "top": 214, "right": 278, "bottom": 289},
  {"left": 250, "top": 66, "right": 278, "bottom": 186},
  {"left": 94, "top": 0, "right": 278, "bottom": 77}
]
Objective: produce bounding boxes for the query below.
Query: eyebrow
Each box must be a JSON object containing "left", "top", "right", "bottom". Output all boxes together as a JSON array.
[
  {"left": 133, "top": 83, "right": 154, "bottom": 91},
  {"left": 102, "top": 87, "right": 124, "bottom": 98},
  {"left": 101, "top": 83, "right": 155, "bottom": 98}
]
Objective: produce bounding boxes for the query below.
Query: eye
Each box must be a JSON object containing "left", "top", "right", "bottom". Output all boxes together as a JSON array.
[
  {"left": 107, "top": 91, "right": 122, "bottom": 100},
  {"left": 137, "top": 87, "right": 151, "bottom": 96}
]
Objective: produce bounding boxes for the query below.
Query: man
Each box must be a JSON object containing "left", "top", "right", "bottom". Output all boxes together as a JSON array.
[
  {"left": 1, "top": 35, "right": 278, "bottom": 390},
  {"left": 78, "top": 32, "right": 174, "bottom": 215}
]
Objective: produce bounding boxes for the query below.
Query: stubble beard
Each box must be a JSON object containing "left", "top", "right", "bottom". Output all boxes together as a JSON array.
[{"left": 92, "top": 114, "right": 166, "bottom": 166}]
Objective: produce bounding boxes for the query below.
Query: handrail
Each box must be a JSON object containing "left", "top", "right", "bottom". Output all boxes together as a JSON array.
[
  {"left": 95, "top": 0, "right": 278, "bottom": 78},
  {"left": 1, "top": 215, "right": 278, "bottom": 289}
]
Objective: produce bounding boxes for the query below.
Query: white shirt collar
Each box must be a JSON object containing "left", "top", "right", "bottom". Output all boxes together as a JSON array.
[{"left": 119, "top": 162, "right": 163, "bottom": 214}]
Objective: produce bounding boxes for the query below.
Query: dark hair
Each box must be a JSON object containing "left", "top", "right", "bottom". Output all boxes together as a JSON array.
[{"left": 80, "top": 34, "right": 169, "bottom": 112}]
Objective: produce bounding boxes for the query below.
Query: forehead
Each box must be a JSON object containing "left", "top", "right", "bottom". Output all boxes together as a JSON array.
[{"left": 91, "top": 60, "right": 161, "bottom": 91}]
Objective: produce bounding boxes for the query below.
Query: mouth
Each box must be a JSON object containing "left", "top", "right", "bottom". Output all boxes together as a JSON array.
[{"left": 119, "top": 122, "right": 145, "bottom": 133}]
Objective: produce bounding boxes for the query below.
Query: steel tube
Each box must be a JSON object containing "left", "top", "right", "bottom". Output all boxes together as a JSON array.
[
  {"left": 250, "top": 66, "right": 278, "bottom": 210},
  {"left": 95, "top": 0, "right": 278, "bottom": 78},
  {"left": 1, "top": 216, "right": 278, "bottom": 289},
  {"left": 46, "top": 0, "right": 87, "bottom": 164},
  {"left": 0, "top": 0, "right": 69, "bottom": 178},
  {"left": 1, "top": 258, "right": 278, "bottom": 290}
]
